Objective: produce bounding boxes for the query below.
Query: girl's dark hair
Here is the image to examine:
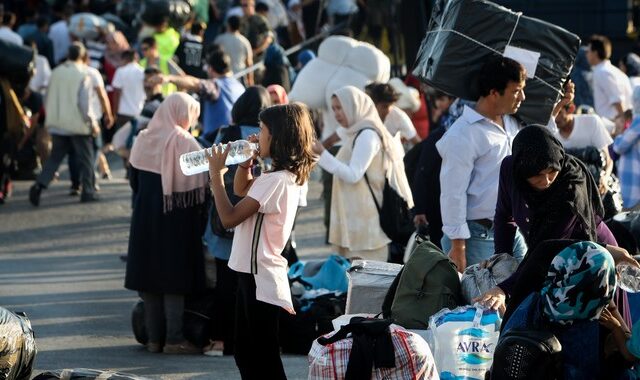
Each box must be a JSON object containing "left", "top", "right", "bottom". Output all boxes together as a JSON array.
[
  {"left": 365, "top": 82, "right": 400, "bottom": 104},
  {"left": 232, "top": 86, "right": 272, "bottom": 126},
  {"left": 259, "top": 103, "right": 316, "bottom": 185}
]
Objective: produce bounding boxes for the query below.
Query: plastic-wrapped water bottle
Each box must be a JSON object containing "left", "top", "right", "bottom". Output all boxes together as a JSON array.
[
  {"left": 617, "top": 262, "right": 640, "bottom": 293},
  {"left": 179, "top": 140, "right": 258, "bottom": 176}
]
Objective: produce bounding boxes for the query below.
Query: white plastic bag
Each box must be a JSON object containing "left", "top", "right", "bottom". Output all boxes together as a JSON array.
[{"left": 429, "top": 304, "right": 501, "bottom": 380}]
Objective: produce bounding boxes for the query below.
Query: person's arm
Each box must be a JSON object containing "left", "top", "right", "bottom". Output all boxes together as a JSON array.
[
  {"left": 112, "top": 87, "right": 121, "bottom": 116},
  {"left": 412, "top": 139, "right": 430, "bottom": 225},
  {"left": 233, "top": 158, "right": 256, "bottom": 197},
  {"left": 322, "top": 132, "right": 340, "bottom": 149},
  {"left": 438, "top": 132, "right": 475, "bottom": 272},
  {"left": 314, "top": 129, "right": 381, "bottom": 184},
  {"left": 600, "top": 305, "right": 635, "bottom": 362},
  {"left": 551, "top": 80, "right": 575, "bottom": 118},
  {"left": 208, "top": 145, "right": 261, "bottom": 228},
  {"left": 96, "top": 85, "right": 114, "bottom": 129},
  {"left": 494, "top": 158, "right": 518, "bottom": 255},
  {"left": 409, "top": 135, "right": 421, "bottom": 145},
  {"left": 163, "top": 74, "right": 204, "bottom": 93},
  {"left": 245, "top": 52, "right": 254, "bottom": 86}
]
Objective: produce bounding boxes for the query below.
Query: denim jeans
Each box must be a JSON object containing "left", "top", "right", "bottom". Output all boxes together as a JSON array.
[{"left": 441, "top": 220, "right": 527, "bottom": 267}]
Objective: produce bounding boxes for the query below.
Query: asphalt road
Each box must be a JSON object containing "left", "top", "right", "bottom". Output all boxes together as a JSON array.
[{"left": 0, "top": 157, "right": 332, "bottom": 380}]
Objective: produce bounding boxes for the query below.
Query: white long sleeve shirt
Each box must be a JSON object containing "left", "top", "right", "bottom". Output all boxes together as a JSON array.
[
  {"left": 592, "top": 60, "right": 633, "bottom": 120},
  {"left": 317, "top": 129, "right": 381, "bottom": 183},
  {"left": 436, "top": 106, "right": 557, "bottom": 240}
]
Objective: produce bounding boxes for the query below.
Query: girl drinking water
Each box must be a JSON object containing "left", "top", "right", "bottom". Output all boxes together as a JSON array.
[{"left": 207, "top": 103, "right": 315, "bottom": 379}]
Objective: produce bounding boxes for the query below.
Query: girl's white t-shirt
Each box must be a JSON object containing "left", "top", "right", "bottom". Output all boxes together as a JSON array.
[{"left": 228, "top": 170, "right": 301, "bottom": 313}]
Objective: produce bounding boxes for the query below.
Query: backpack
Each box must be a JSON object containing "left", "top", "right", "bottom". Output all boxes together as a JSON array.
[
  {"left": 490, "top": 329, "right": 562, "bottom": 380},
  {"left": 354, "top": 129, "right": 414, "bottom": 246},
  {"left": 382, "top": 238, "right": 463, "bottom": 329}
]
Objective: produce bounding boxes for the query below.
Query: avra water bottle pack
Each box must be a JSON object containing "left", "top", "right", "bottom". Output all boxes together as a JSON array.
[{"left": 429, "top": 304, "right": 501, "bottom": 380}]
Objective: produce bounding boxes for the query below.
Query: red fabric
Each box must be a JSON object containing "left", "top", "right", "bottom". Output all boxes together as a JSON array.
[{"left": 404, "top": 75, "right": 430, "bottom": 139}]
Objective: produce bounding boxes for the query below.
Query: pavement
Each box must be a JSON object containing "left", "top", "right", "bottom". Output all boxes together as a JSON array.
[{"left": 0, "top": 155, "right": 332, "bottom": 380}]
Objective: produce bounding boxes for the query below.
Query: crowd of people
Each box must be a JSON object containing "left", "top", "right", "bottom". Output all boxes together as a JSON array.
[{"left": 2, "top": 0, "right": 640, "bottom": 379}]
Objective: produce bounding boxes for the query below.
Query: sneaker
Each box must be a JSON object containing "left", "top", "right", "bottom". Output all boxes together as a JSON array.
[
  {"left": 146, "top": 342, "right": 163, "bottom": 353},
  {"left": 203, "top": 340, "right": 224, "bottom": 357},
  {"left": 163, "top": 341, "right": 201, "bottom": 355},
  {"left": 29, "top": 184, "right": 42, "bottom": 206},
  {"left": 69, "top": 187, "right": 81, "bottom": 196}
]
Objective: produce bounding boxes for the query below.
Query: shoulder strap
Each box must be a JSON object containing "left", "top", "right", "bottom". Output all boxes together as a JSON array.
[{"left": 352, "top": 128, "right": 382, "bottom": 213}]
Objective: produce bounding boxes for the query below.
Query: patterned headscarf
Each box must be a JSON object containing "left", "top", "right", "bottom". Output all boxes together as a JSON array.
[{"left": 540, "top": 241, "right": 616, "bottom": 325}]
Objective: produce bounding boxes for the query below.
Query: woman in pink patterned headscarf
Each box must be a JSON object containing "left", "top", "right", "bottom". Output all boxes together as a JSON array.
[{"left": 126, "top": 92, "right": 208, "bottom": 355}]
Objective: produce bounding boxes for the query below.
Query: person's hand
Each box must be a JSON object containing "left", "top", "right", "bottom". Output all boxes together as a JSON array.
[
  {"left": 312, "top": 140, "right": 325, "bottom": 155},
  {"left": 207, "top": 144, "right": 230, "bottom": 177},
  {"left": 104, "top": 113, "right": 115, "bottom": 130},
  {"left": 91, "top": 124, "right": 101, "bottom": 138},
  {"left": 559, "top": 80, "right": 575, "bottom": 107},
  {"left": 605, "top": 244, "right": 640, "bottom": 269},
  {"left": 473, "top": 286, "right": 507, "bottom": 315},
  {"left": 448, "top": 244, "right": 467, "bottom": 273},
  {"left": 246, "top": 133, "right": 259, "bottom": 144},
  {"left": 599, "top": 307, "right": 622, "bottom": 331},
  {"left": 414, "top": 214, "right": 428, "bottom": 226},
  {"left": 598, "top": 174, "right": 610, "bottom": 195}
]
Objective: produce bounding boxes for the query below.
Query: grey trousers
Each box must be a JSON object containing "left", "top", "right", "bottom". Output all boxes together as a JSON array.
[
  {"left": 37, "top": 134, "right": 95, "bottom": 197},
  {"left": 139, "top": 292, "right": 185, "bottom": 345}
]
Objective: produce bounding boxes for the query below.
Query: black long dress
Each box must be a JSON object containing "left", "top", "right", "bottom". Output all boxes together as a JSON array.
[{"left": 125, "top": 167, "right": 207, "bottom": 294}]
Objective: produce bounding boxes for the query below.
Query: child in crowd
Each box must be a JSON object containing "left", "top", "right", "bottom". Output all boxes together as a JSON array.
[{"left": 207, "top": 103, "right": 315, "bottom": 379}]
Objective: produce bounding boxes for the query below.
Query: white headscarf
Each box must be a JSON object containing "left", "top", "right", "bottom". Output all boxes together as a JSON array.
[{"left": 333, "top": 86, "right": 414, "bottom": 207}]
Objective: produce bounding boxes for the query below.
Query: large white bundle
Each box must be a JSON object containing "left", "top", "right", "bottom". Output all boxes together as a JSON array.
[
  {"left": 289, "top": 59, "right": 338, "bottom": 109},
  {"left": 69, "top": 13, "right": 107, "bottom": 40},
  {"left": 289, "top": 36, "right": 390, "bottom": 110}
]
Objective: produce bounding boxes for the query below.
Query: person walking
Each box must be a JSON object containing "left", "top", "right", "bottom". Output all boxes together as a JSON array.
[{"left": 29, "top": 42, "right": 99, "bottom": 206}]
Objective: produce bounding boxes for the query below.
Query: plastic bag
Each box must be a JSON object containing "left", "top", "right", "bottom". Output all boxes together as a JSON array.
[
  {"left": 460, "top": 253, "right": 519, "bottom": 303},
  {"left": 0, "top": 308, "right": 37, "bottom": 380},
  {"left": 430, "top": 304, "right": 501, "bottom": 380}
]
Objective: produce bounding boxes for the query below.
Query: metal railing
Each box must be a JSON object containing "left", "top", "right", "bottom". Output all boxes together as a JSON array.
[{"left": 232, "top": 21, "right": 348, "bottom": 79}]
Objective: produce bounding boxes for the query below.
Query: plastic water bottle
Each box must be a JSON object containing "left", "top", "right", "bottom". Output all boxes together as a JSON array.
[
  {"left": 617, "top": 262, "right": 640, "bottom": 293},
  {"left": 179, "top": 140, "right": 258, "bottom": 176}
]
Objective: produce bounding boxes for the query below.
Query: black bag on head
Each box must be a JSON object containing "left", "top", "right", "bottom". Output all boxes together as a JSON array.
[{"left": 490, "top": 328, "right": 562, "bottom": 380}]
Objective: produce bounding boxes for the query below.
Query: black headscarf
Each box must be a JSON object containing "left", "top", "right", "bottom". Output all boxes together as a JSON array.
[
  {"left": 231, "top": 86, "right": 271, "bottom": 127},
  {"left": 511, "top": 125, "right": 604, "bottom": 251}
]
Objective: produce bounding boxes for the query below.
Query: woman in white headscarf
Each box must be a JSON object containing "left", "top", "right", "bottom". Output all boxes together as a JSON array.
[{"left": 313, "top": 86, "right": 413, "bottom": 260}]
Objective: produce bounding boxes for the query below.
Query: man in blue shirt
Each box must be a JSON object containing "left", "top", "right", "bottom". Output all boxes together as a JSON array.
[{"left": 156, "top": 49, "right": 245, "bottom": 144}]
